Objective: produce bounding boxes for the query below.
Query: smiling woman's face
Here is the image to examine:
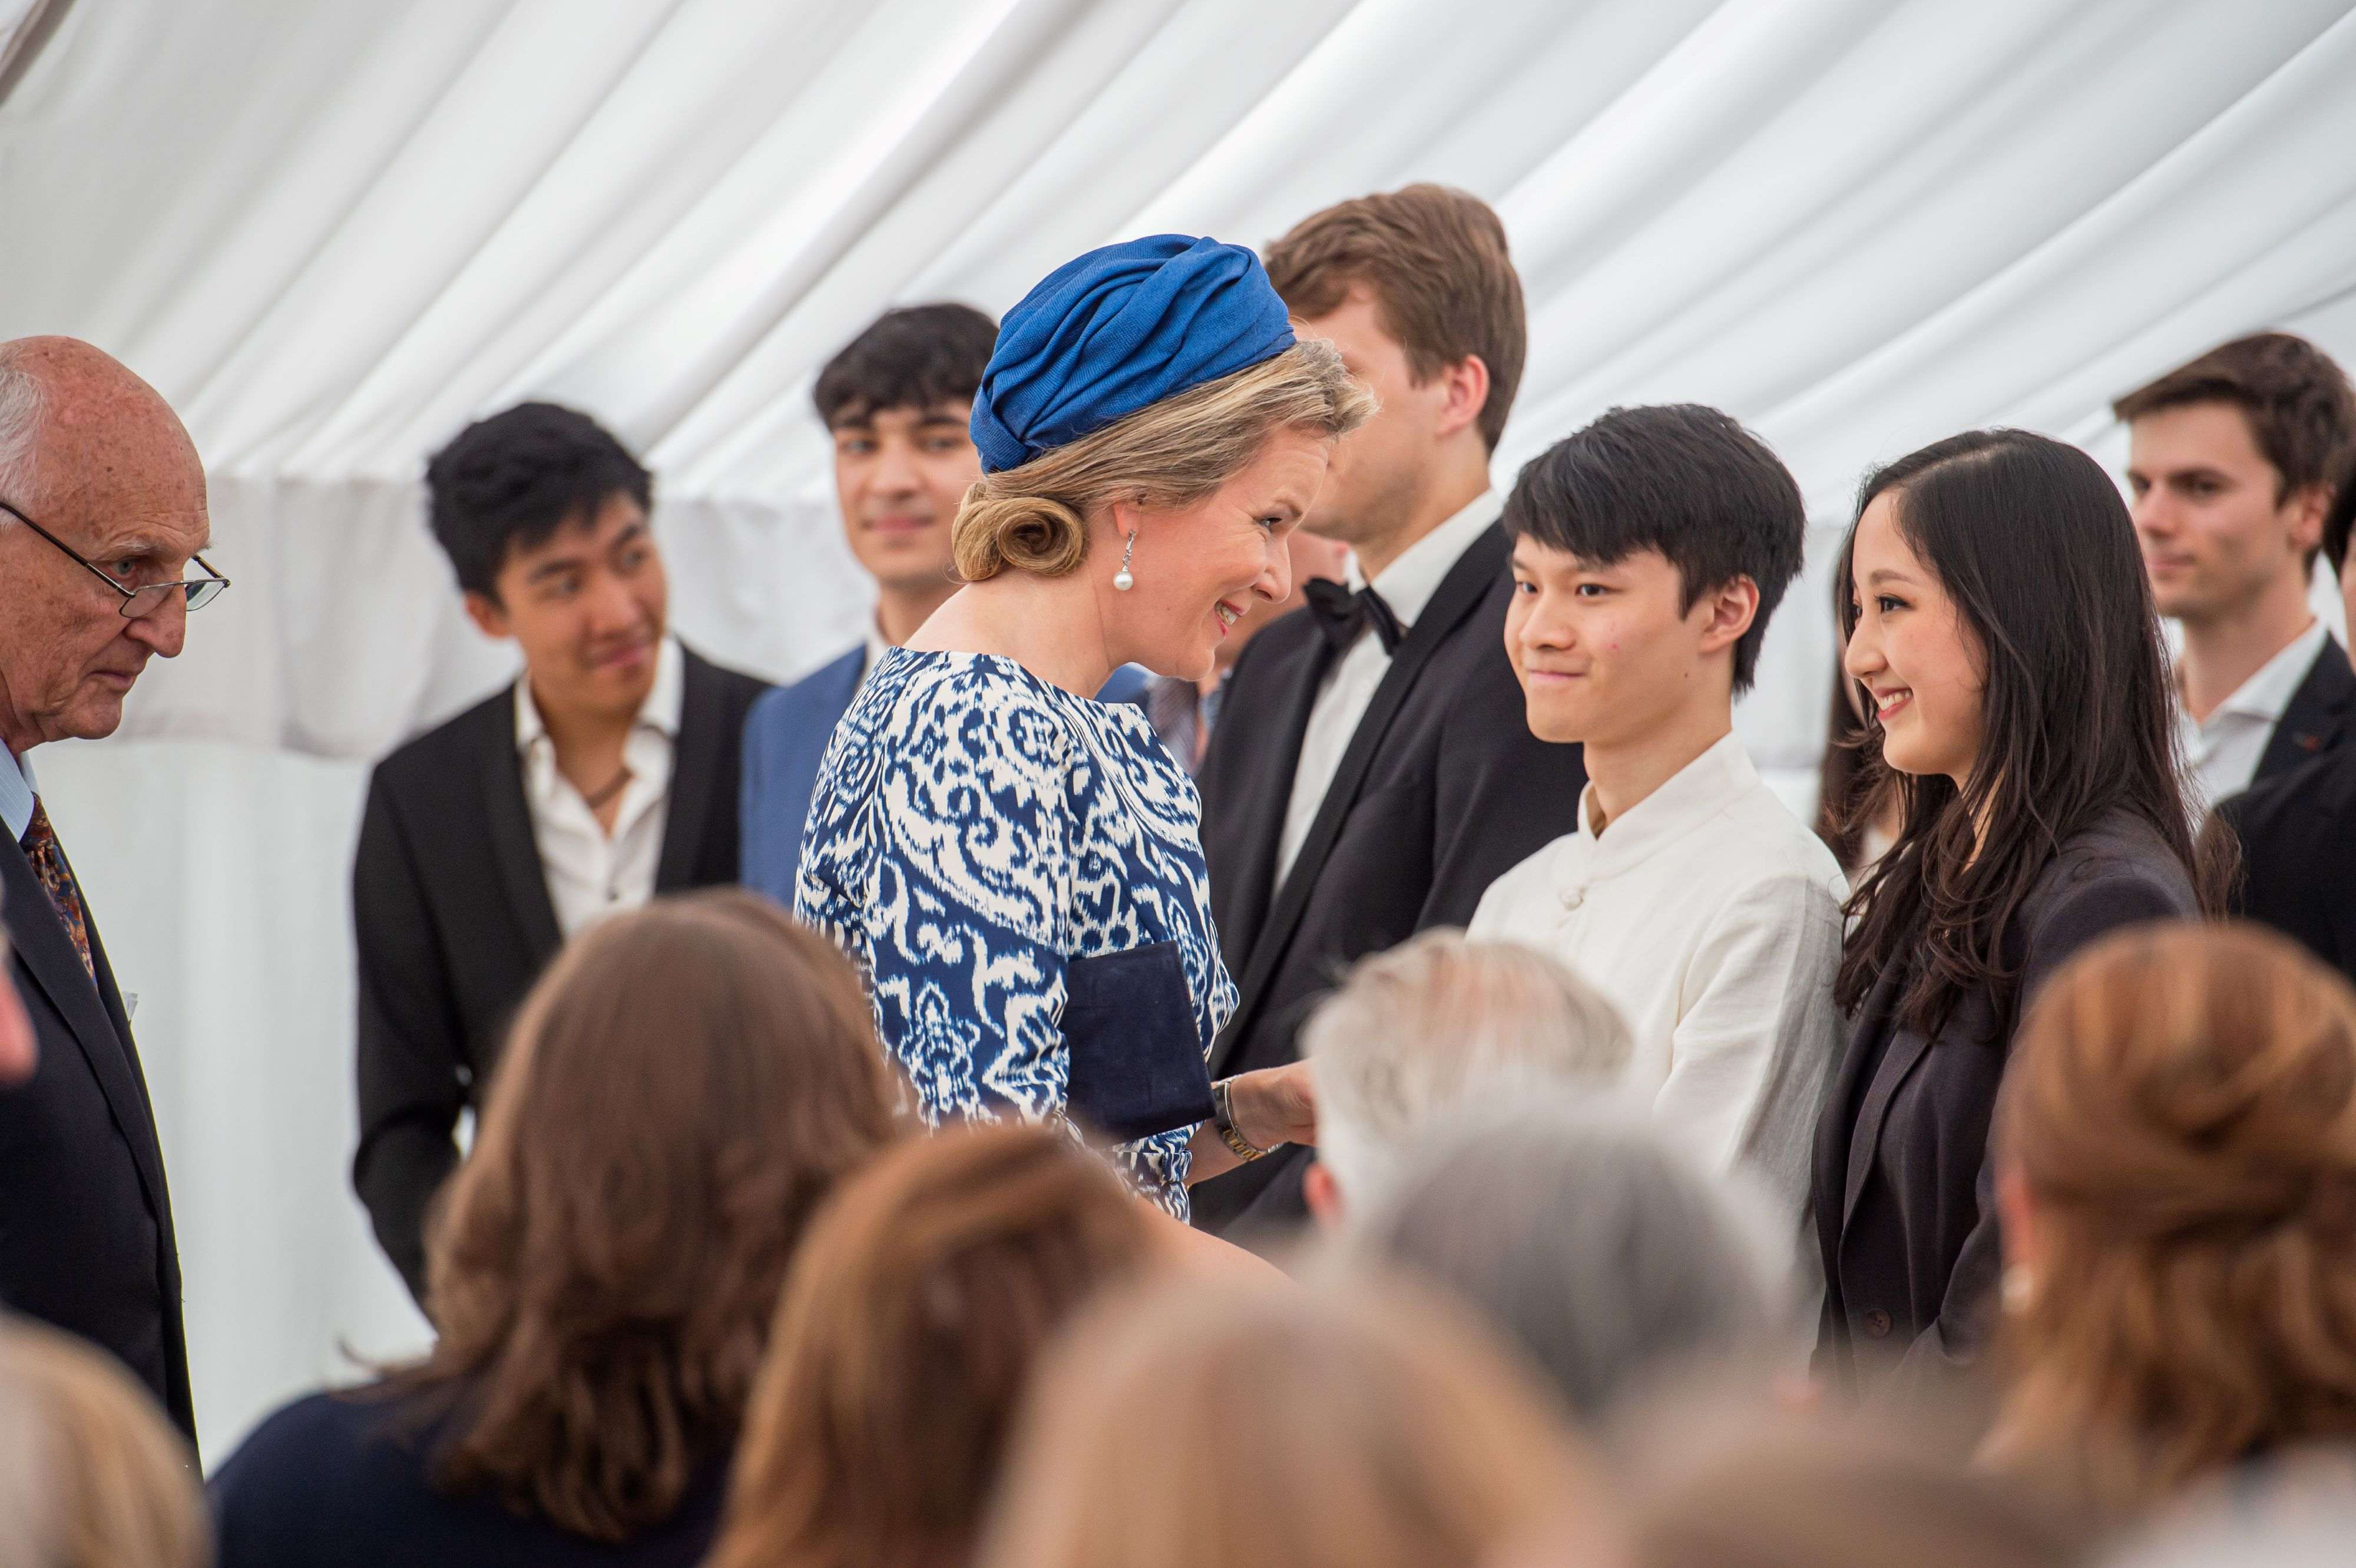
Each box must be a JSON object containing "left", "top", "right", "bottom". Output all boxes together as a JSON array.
[
  {"left": 1844, "top": 491, "right": 1988, "bottom": 786},
  {"left": 1103, "top": 430, "right": 1332, "bottom": 682}
]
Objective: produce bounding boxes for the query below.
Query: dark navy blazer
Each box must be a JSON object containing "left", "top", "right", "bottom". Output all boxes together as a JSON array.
[{"left": 739, "top": 643, "right": 1150, "bottom": 905}]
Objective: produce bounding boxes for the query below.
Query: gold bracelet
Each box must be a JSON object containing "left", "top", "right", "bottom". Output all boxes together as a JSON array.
[{"left": 1211, "top": 1077, "right": 1269, "bottom": 1162}]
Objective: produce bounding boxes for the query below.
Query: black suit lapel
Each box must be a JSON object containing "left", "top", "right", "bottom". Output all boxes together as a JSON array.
[
  {"left": 1211, "top": 525, "right": 1508, "bottom": 1078},
  {"left": 0, "top": 836, "right": 170, "bottom": 1214},
  {"left": 656, "top": 647, "right": 723, "bottom": 894},
  {"left": 2257, "top": 636, "right": 2354, "bottom": 783},
  {"left": 1837, "top": 968, "right": 1928, "bottom": 1232},
  {"left": 1205, "top": 621, "right": 1335, "bottom": 968},
  {"left": 480, "top": 719, "right": 564, "bottom": 970}
]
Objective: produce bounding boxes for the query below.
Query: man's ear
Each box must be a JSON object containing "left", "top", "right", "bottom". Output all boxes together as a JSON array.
[
  {"left": 463, "top": 589, "right": 512, "bottom": 642},
  {"left": 2285, "top": 482, "right": 2330, "bottom": 554},
  {"left": 1697, "top": 575, "right": 1761, "bottom": 657},
  {"left": 1431, "top": 354, "right": 1493, "bottom": 444},
  {"left": 1303, "top": 1159, "right": 1345, "bottom": 1231}
]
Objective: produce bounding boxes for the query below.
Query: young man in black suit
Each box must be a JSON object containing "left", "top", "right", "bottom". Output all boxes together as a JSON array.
[
  {"left": 2219, "top": 455, "right": 2356, "bottom": 988},
  {"left": 352, "top": 403, "right": 767, "bottom": 1307},
  {"left": 1190, "top": 186, "right": 1588, "bottom": 1240},
  {"left": 2117, "top": 333, "right": 2355, "bottom": 810}
]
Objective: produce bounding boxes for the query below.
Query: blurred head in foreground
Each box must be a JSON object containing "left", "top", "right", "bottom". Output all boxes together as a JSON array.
[
  {"left": 0, "top": 1313, "right": 207, "bottom": 1568},
  {"left": 978, "top": 1272, "right": 1609, "bottom": 1568},
  {"left": 709, "top": 1124, "right": 1156, "bottom": 1568},
  {"left": 1302, "top": 929, "right": 1634, "bottom": 1223},
  {"left": 1353, "top": 1099, "right": 1791, "bottom": 1421},
  {"left": 1613, "top": 1404, "right": 2082, "bottom": 1568},
  {"left": 1988, "top": 922, "right": 2356, "bottom": 1513}
]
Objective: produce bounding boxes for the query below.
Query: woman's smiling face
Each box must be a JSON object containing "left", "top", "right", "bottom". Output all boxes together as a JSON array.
[
  {"left": 1104, "top": 429, "right": 1332, "bottom": 682},
  {"left": 1844, "top": 490, "right": 1988, "bottom": 786}
]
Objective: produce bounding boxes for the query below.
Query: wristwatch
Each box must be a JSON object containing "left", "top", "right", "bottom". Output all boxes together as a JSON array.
[{"left": 1210, "top": 1077, "right": 1270, "bottom": 1163}]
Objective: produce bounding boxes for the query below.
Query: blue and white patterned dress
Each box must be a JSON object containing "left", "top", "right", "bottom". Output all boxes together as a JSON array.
[{"left": 794, "top": 649, "right": 1236, "bottom": 1217}]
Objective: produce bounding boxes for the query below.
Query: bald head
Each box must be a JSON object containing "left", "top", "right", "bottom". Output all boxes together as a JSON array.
[{"left": 0, "top": 338, "right": 210, "bottom": 755}]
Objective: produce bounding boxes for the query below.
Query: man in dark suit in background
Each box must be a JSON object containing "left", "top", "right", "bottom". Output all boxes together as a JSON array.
[
  {"left": 2220, "top": 451, "right": 2356, "bottom": 988},
  {"left": 2117, "top": 333, "right": 2355, "bottom": 811},
  {"left": 0, "top": 335, "right": 226, "bottom": 1444},
  {"left": 352, "top": 403, "right": 767, "bottom": 1308},
  {"left": 1191, "top": 186, "right": 1589, "bottom": 1240},
  {"left": 739, "top": 305, "right": 995, "bottom": 904}
]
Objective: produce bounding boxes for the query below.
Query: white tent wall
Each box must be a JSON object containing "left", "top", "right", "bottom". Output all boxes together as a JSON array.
[{"left": 5, "top": 0, "right": 2356, "bottom": 1454}]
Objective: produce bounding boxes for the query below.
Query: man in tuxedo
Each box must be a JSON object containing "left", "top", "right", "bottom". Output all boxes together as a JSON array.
[
  {"left": 2116, "top": 333, "right": 2355, "bottom": 810},
  {"left": 740, "top": 305, "right": 1147, "bottom": 900},
  {"left": 2220, "top": 451, "right": 2356, "bottom": 987},
  {"left": 1191, "top": 186, "right": 1589, "bottom": 1239},
  {"left": 0, "top": 336, "right": 224, "bottom": 1444},
  {"left": 352, "top": 403, "right": 767, "bottom": 1307}
]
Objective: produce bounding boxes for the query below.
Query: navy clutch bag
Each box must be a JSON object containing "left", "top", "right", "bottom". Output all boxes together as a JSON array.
[{"left": 1061, "top": 941, "right": 1215, "bottom": 1144}]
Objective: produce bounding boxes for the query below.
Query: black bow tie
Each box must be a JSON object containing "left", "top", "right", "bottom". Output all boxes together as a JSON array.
[{"left": 1303, "top": 577, "right": 1404, "bottom": 655}]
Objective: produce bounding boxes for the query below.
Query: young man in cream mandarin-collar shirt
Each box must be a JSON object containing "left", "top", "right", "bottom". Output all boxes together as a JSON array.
[{"left": 1468, "top": 404, "right": 1845, "bottom": 1233}]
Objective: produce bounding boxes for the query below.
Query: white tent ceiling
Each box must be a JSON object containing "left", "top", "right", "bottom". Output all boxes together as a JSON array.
[
  {"left": 5, "top": 0, "right": 2356, "bottom": 1456},
  {"left": 6, "top": 0, "right": 2355, "bottom": 759}
]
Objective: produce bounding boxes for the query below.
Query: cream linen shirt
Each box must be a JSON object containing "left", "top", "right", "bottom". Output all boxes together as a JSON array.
[
  {"left": 1468, "top": 733, "right": 1848, "bottom": 1223},
  {"left": 1275, "top": 489, "right": 1500, "bottom": 884},
  {"left": 2175, "top": 617, "right": 2327, "bottom": 812},
  {"left": 514, "top": 636, "right": 685, "bottom": 937}
]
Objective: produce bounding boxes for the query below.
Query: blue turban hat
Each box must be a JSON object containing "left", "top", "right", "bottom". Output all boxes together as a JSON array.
[{"left": 970, "top": 234, "right": 1298, "bottom": 474}]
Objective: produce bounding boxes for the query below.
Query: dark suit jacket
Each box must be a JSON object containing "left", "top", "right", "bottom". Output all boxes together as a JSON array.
[
  {"left": 2218, "top": 739, "right": 2356, "bottom": 988},
  {"left": 210, "top": 1385, "right": 725, "bottom": 1568},
  {"left": 0, "top": 811, "right": 193, "bottom": 1443},
  {"left": 739, "top": 646, "right": 866, "bottom": 907},
  {"left": 2251, "top": 634, "right": 2354, "bottom": 785},
  {"left": 739, "top": 649, "right": 1153, "bottom": 907},
  {"left": 1812, "top": 811, "right": 2198, "bottom": 1397},
  {"left": 352, "top": 646, "right": 767, "bottom": 1305},
  {"left": 1189, "top": 522, "right": 1588, "bottom": 1237}
]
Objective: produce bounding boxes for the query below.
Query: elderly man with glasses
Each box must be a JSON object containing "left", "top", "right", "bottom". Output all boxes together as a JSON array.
[{"left": 0, "top": 335, "right": 225, "bottom": 1451}]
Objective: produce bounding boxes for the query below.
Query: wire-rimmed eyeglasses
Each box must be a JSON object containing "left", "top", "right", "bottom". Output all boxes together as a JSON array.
[{"left": 0, "top": 498, "right": 229, "bottom": 617}]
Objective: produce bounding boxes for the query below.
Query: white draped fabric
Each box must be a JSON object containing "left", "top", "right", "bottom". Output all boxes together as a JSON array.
[{"left": 5, "top": 0, "right": 2356, "bottom": 1454}]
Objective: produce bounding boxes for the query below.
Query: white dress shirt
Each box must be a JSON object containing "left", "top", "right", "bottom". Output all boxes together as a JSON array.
[
  {"left": 1275, "top": 489, "right": 1501, "bottom": 883},
  {"left": 0, "top": 743, "right": 34, "bottom": 842},
  {"left": 2175, "top": 617, "right": 2327, "bottom": 811},
  {"left": 1468, "top": 732, "right": 1848, "bottom": 1222},
  {"left": 515, "top": 636, "right": 684, "bottom": 938}
]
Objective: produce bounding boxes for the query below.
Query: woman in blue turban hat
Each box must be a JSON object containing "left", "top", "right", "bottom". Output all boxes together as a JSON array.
[{"left": 796, "top": 235, "right": 1372, "bottom": 1219}]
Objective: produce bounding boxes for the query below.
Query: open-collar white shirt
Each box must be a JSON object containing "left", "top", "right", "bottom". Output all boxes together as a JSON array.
[
  {"left": 1468, "top": 732, "right": 1848, "bottom": 1224},
  {"left": 2176, "top": 617, "right": 2326, "bottom": 811},
  {"left": 514, "top": 635, "right": 684, "bottom": 937},
  {"left": 1275, "top": 488, "right": 1500, "bottom": 885}
]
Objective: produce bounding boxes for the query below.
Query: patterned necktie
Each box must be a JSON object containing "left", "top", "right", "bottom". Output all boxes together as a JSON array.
[{"left": 22, "top": 798, "right": 95, "bottom": 984}]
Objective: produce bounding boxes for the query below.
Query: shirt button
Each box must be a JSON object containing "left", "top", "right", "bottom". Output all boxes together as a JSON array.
[
  {"left": 1560, "top": 886, "right": 1584, "bottom": 911},
  {"left": 1862, "top": 1309, "right": 1893, "bottom": 1339}
]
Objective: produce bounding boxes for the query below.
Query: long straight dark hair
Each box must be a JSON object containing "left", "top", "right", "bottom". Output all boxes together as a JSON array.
[{"left": 1833, "top": 429, "right": 2208, "bottom": 1036}]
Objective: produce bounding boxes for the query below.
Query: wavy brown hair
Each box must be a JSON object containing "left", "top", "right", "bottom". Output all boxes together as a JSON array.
[
  {"left": 1986, "top": 922, "right": 2356, "bottom": 1509},
  {"left": 707, "top": 1124, "right": 1154, "bottom": 1568},
  {"left": 1832, "top": 430, "right": 2209, "bottom": 1037},
  {"left": 389, "top": 891, "right": 903, "bottom": 1541}
]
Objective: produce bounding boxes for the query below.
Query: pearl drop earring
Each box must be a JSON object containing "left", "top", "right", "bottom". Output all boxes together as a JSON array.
[{"left": 1113, "top": 530, "right": 1136, "bottom": 591}]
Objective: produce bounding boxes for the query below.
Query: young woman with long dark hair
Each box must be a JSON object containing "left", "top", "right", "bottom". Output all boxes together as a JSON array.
[{"left": 1811, "top": 429, "right": 2208, "bottom": 1395}]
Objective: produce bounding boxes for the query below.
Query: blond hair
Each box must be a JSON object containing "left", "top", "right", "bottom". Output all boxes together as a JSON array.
[
  {"left": 1305, "top": 930, "right": 1634, "bottom": 1203},
  {"left": 950, "top": 339, "right": 1374, "bottom": 581},
  {"left": 1986, "top": 922, "right": 2356, "bottom": 1510},
  {"left": 0, "top": 1315, "right": 209, "bottom": 1568},
  {"left": 977, "top": 1272, "right": 1601, "bottom": 1568}
]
